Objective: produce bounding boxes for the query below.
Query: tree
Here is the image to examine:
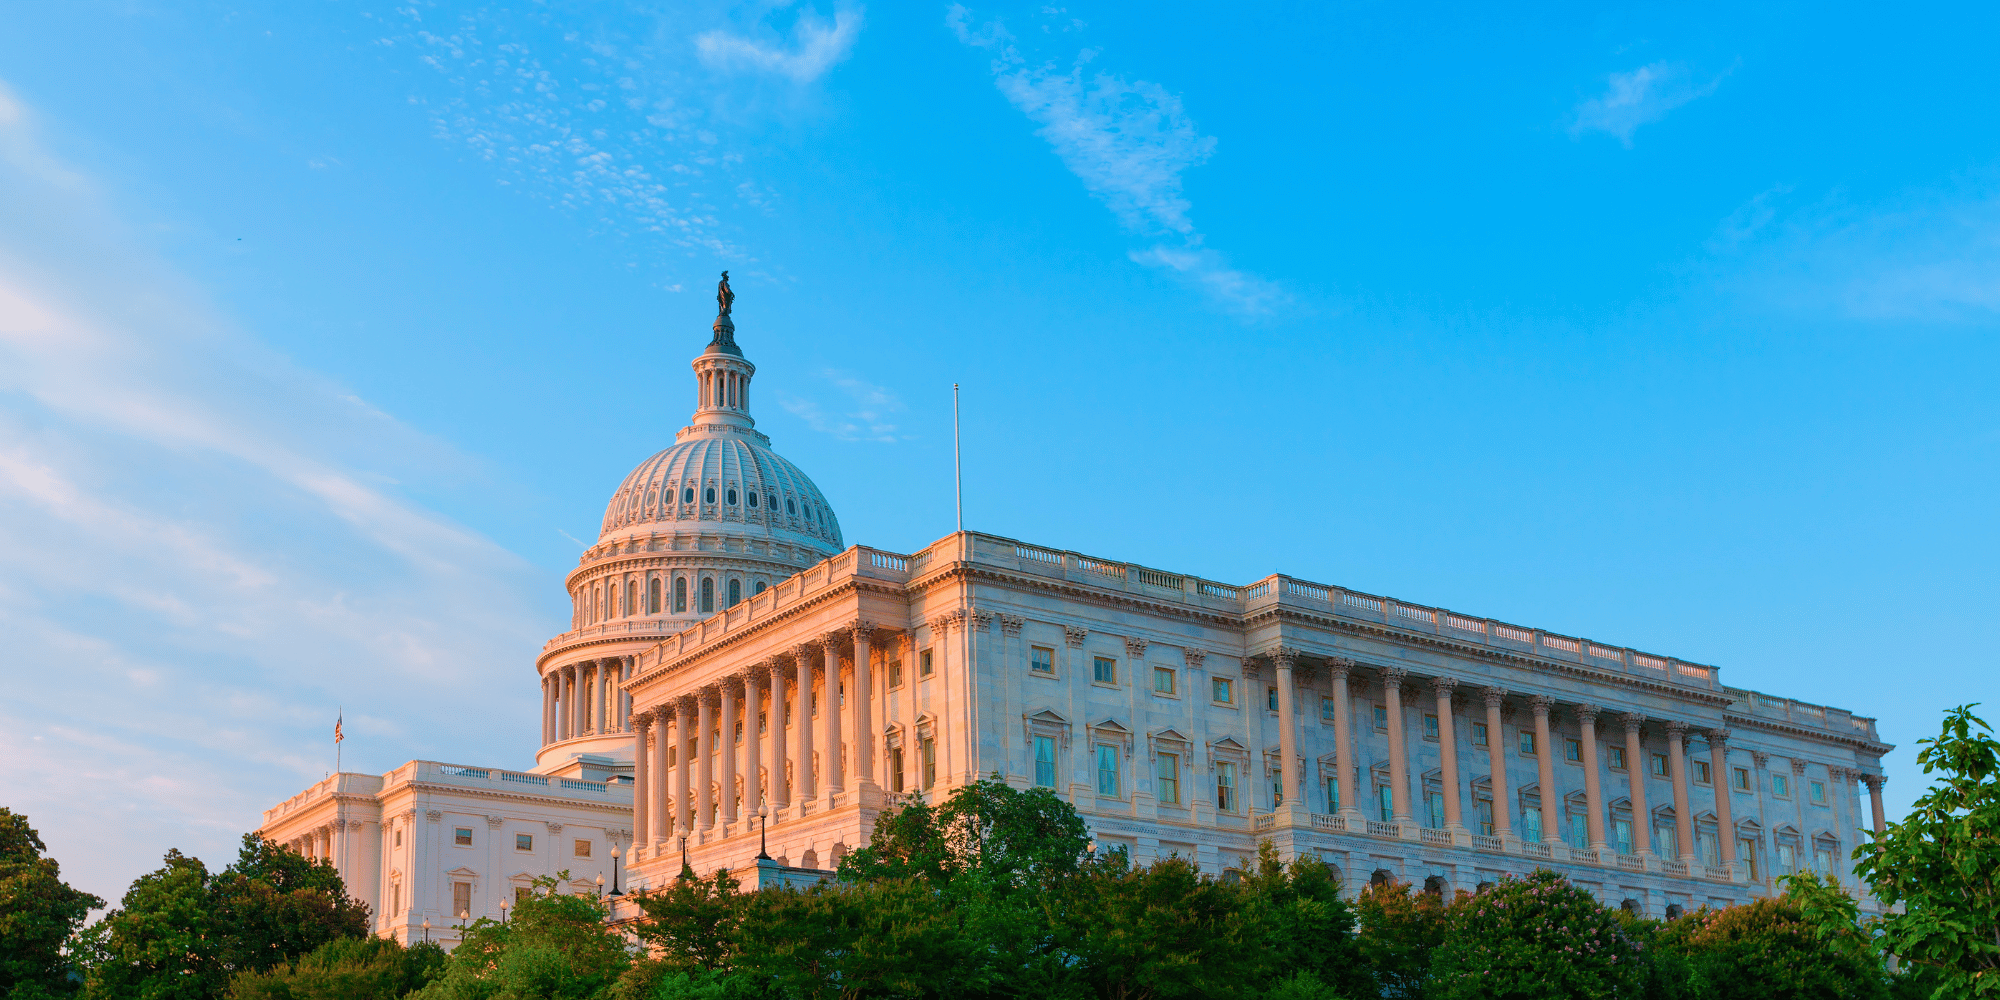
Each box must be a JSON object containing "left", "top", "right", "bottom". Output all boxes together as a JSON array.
[
  {"left": 225, "top": 936, "right": 445, "bottom": 1000},
  {"left": 1659, "top": 877, "right": 1888, "bottom": 1000},
  {"left": 1427, "top": 869, "right": 1645, "bottom": 1000},
  {"left": 1854, "top": 704, "right": 2000, "bottom": 998},
  {"left": 1354, "top": 878, "right": 1449, "bottom": 999},
  {"left": 0, "top": 808, "right": 103, "bottom": 999},
  {"left": 408, "top": 874, "right": 631, "bottom": 1000},
  {"left": 1236, "top": 843, "right": 1371, "bottom": 1000},
  {"left": 632, "top": 869, "right": 742, "bottom": 974},
  {"left": 836, "top": 776, "right": 1089, "bottom": 891},
  {"left": 1062, "top": 853, "right": 1262, "bottom": 1000}
]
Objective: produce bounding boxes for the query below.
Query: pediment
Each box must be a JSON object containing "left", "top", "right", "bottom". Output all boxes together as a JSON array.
[
  {"left": 1209, "top": 736, "right": 1246, "bottom": 752},
  {"left": 1152, "top": 727, "right": 1191, "bottom": 744},
  {"left": 1092, "top": 718, "right": 1132, "bottom": 735},
  {"left": 445, "top": 866, "right": 479, "bottom": 878},
  {"left": 1025, "top": 708, "right": 1070, "bottom": 726}
]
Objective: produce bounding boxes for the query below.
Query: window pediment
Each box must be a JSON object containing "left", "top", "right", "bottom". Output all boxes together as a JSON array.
[
  {"left": 445, "top": 866, "right": 479, "bottom": 878},
  {"left": 1024, "top": 709, "right": 1071, "bottom": 750},
  {"left": 1089, "top": 719, "right": 1134, "bottom": 757}
]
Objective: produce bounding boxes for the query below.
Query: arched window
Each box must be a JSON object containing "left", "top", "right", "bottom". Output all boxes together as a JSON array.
[
  {"left": 625, "top": 580, "right": 636, "bottom": 616},
  {"left": 747, "top": 491, "right": 758, "bottom": 507},
  {"left": 728, "top": 579, "right": 742, "bottom": 606},
  {"left": 727, "top": 488, "right": 738, "bottom": 505},
  {"left": 700, "top": 578, "right": 715, "bottom": 613},
  {"left": 705, "top": 487, "right": 716, "bottom": 504},
  {"left": 683, "top": 487, "right": 694, "bottom": 504},
  {"left": 787, "top": 498, "right": 796, "bottom": 515},
  {"left": 753, "top": 580, "right": 767, "bottom": 595},
  {"left": 673, "top": 577, "right": 688, "bottom": 613},
  {"left": 647, "top": 577, "right": 661, "bottom": 614}
]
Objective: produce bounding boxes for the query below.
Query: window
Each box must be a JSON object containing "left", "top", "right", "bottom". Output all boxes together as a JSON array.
[
  {"left": 747, "top": 490, "right": 757, "bottom": 507},
  {"left": 1814, "top": 847, "right": 1836, "bottom": 874},
  {"left": 1519, "top": 731, "right": 1536, "bottom": 755},
  {"left": 395, "top": 828, "right": 403, "bottom": 848},
  {"left": 786, "top": 498, "right": 796, "bottom": 514},
  {"left": 1157, "top": 753, "right": 1180, "bottom": 805},
  {"left": 574, "top": 839, "right": 591, "bottom": 858},
  {"left": 1650, "top": 753, "right": 1669, "bottom": 777},
  {"left": 1566, "top": 813, "right": 1587, "bottom": 849},
  {"left": 1776, "top": 842, "right": 1796, "bottom": 873},
  {"left": 674, "top": 577, "right": 688, "bottom": 613},
  {"left": 1476, "top": 798, "right": 1495, "bottom": 836},
  {"left": 1093, "top": 657, "right": 1117, "bottom": 684},
  {"left": 1614, "top": 818, "right": 1634, "bottom": 855},
  {"left": 1698, "top": 831, "right": 1720, "bottom": 866},
  {"left": 1267, "top": 687, "right": 1280, "bottom": 711},
  {"left": 1325, "top": 776, "right": 1341, "bottom": 812},
  {"left": 754, "top": 580, "right": 766, "bottom": 595},
  {"left": 391, "top": 884, "right": 401, "bottom": 915},
  {"left": 1732, "top": 767, "right": 1751, "bottom": 791},
  {"left": 1216, "top": 762, "right": 1238, "bottom": 812},
  {"left": 647, "top": 577, "right": 661, "bottom": 614},
  {"left": 1564, "top": 738, "right": 1582, "bottom": 762},
  {"left": 1810, "top": 781, "right": 1826, "bottom": 804},
  {"left": 727, "top": 579, "right": 741, "bottom": 607},
  {"left": 1321, "top": 696, "right": 1337, "bottom": 722},
  {"left": 1656, "top": 824, "right": 1678, "bottom": 859},
  {"left": 1425, "top": 715, "right": 1441, "bottom": 741},
  {"left": 920, "top": 649, "right": 934, "bottom": 677},
  {"left": 1427, "top": 792, "right": 1445, "bottom": 829},
  {"left": 515, "top": 886, "right": 533, "bottom": 904},
  {"left": 1212, "top": 678, "right": 1233, "bottom": 704},
  {"left": 734, "top": 721, "right": 744, "bottom": 745},
  {"left": 726, "top": 488, "right": 737, "bottom": 505},
  {"left": 1472, "top": 722, "right": 1489, "bottom": 747},
  {"left": 1523, "top": 805, "right": 1543, "bottom": 843},
  {"left": 1773, "top": 774, "right": 1790, "bottom": 798},
  {"left": 515, "top": 833, "right": 533, "bottom": 851},
  {"left": 1272, "top": 772, "right": 1284, "bottom": 807},
  {"left": 1097, "top": 745, "right": 1120, "bottom": 797},
  {"left": 454, "top": 827, "right": 473, "bottom": 847},
  {"left": 921, "top": 737, "right": 937, "bottom": 789},
  {"left": 1740, "top": 840, "right": 1760, "bottom": 880},
  {"left": 887, "top": 659, "right": 904, "bottom": 688},
  {"left": 1608, "top": 746, "right": 1627, "bottom": 769},
  {"left": 1694, "top": 759, "right": 1711, "bottom": 785},
  {"left": 1031, "top": 646, "right": 1055, "bottom": 674},
  {"left": 1154, "top": 667, "right": 1176, "bottom": 694},
  {"left": 683, "top": 487, "right": 695, "bottom": 504},
  {"left": 758, "top": 711, "right": 767, "bottom": 735},
  {"left": 1374, "top": 705, "right": 1389, "bottom": 730},
  {"left": 453, "top": 881, "right": 472, "bottom": 918},
  {"left": 704, "top": 487, "right": 716, "bottom": 503},
  {"left": 889, "top": 748, "right": 905, "bottom": 793},
  {"left": 1378, "top": 785, "right": 1394, "bottom": 822},
  {"left": 699, "top": 578, "right": 715, "bottom": 613},
  {"left": 1034, "top": 736, "right": 1057, "bottom": 788}
]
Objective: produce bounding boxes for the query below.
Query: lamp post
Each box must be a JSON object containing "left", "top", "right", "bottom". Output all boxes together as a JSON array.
[
  {"left": 679, "top": 835, "right": 690, "bottom": 879},
  {"left": 756, "top": 804, "right": 771, "bottom": 861},
  {"left": 595, "top": 872, "right": 605, "bottom": 897},
  {"left": 421, "top": 917, "right": 430, "bottom": 943},
  {"left": 608, "top": 846, "right": 623, "bottom": 897},
  {"left": 458, "top": 910, "right": 468, "bottom": 937},
  {"left": 499, "top": 897, "right": 509, "bottom": 923}
]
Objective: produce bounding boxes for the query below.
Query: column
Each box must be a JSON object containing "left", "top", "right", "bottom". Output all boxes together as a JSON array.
[
  {"left": 746, "top": 665, "right": 765, "bottom": 812},
  {"left": 560, "top": 667, "right": 574, "bottom": 741},
  {"left": 1577, "top": 705, "right": 1608, "bottom": 851},
  {"left": 821, "top": 634, "right": 844, "bottom": 804},
  {"left": 652, "top": 706, "right": 673, "bottom": 850},
  {"left": 632, "top": 711, "right": 652, "bottom": 852},
  {"left": 793, "top": 645, "right": 816, "bottom": 801},
  {"left": 720, "top": 679, "right": 739, "bottom": 826},
  {"left": 1533, "top": 697, "right": 1560, "bottom": 845},
  {"left": 697, "top": 689, "right": 717, "bottom": 834},
  {"left": 1708, "top": 730, "right": 1736, "bottom": 866},
  {"left": 569, "top": 666, "right": 583, "bottom": 739},
  {"left": 768, "top": 662, "right": 790, "bottom": 808},
  {"left": 1382, "top": 668, "right": 1412, "bottom": 824},
  {"left": 592, "top": 660, "right": 606, "bottom": 734},
  {"left": 674, "top": 696, "right": 696, "bottom": 839},
  {"left": 853, "top": 624, "right": 875, "bottom": 789},
  {"left": 1274, "top": 651, "right": 1301, "bottom": 815},
  {"left": 1623, "top": 714, "right": 1651, "bottom": 857},
  {"left": 1433, "top": 676, "right": 1463, "bottom": 833},
  {"left": 1864, "top": 774, "right": 1886, "bottom": 835},
  {"left": 541, "top": 675, "right": 552, "bottom": 745},
  {"left": 1329, "top": 659, "right": 1360, "bottom": 820},
  {"left": 1484, "top": 688, "right": 1513, "bottom": 841},
  {"left": 1668, "top": 722, "right": 1695, "bottom": 863}
]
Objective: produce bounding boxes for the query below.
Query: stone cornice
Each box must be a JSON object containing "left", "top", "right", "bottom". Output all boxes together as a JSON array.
[
  {"left": 1722, "top": 711, "right": 1891, "bottom": 756},
  {"left": 625, "top": 574, "right": 891, "bottom": 694},
  {"left": 388, "top": 781, "right": 636, "bottom": 814}
]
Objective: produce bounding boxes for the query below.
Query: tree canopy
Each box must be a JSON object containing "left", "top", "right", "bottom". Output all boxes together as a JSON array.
[{"left": 0, "top": 808, "right": 103, "bottom": 999}]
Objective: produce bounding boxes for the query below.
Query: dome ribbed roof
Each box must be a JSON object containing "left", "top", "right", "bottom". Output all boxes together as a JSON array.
[{"left": 598, "top": 435, "right": 843, "bottom": 554}]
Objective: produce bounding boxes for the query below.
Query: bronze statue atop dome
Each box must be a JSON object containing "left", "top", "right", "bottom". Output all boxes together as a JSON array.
[{"left": 717, "top": 271, "right": 734, "bottom": 317}]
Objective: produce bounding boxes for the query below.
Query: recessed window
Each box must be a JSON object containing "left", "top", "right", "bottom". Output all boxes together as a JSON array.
[
  {"left": 727, "top": 488, "right": 738, "bottom": 504},
  {"left": 1519, "top": 731, "right": 1537, "bottom": 755},
  {"left": 1374, "top": 705, "right": 1389, "bottom": 730},
  {"left": 1267, "top": 687, "right": 1279, "bottom": 712},
  {"left": 1212, "top": 678, "right": 1233, "bottom": 704},
  {"left": 890, "top": 748, "right": 906, "bottom": 792},
  {"left": 1154, "top": 667, "right": 1176, "bottom": 694},
  {"left": 1320, "top": 696, "right": 1337, "bottom": 722},
  {"left": 515, "top": 833, "right": 534, "bottom": 851},
  {"left": 454, "top": 827, "right": 473, "bottom": 847},
  {"left": 1810, "top": 780, "right": 1826, "bottom": 804},
  {"left": 747, "top": 491, "right": 757, "bottom": 507},
  {"left": 1426, "top": 715, "right": 1442, "bottom": 742},
  {"left": 1097, "top": 745, "right": 1120, "bottom": 797},
  {"left": 1034, "top": 736, "right": 1056, "bottom": 788},
  {"left": 683, "top": 487, "right": 695, "bottom": 503},
  {"left": 787, "top": 498, "right": 797, "bottom": 515},
  {"left": 514, "top": 886, "right": 532, "bottom": 904},
  {"left": 921, "top": 737, "right": 937, "bottom": 789},
  {"left": 674, "top": 577, "right": 688, "bottom": 613},
  {"left": 453, "top": 881, "right": 472, "bottom": 918},
  {"left": 1609, "top": 746, "right": 1628, "bottom": 770},
  {"left": 1472, "top": 722, "right": 1489, "bottom": 747},
  {"left": 1030, "top": 646, "right": 1055, "bottom": 674},
  {"left": 765, "top": 494, "right": 776, "bottom": 509},
  {"left": 1215, "top": 761, "right": 1237, "bottom": 812},
  {"left": 920, "top": 649, "right": 934, "bottom": 677},
  {"left": 1564, "top": 738, "right": 1582, "bottom": 762},
  {"left": 574, "top": 839, "right": 591, "bottom": 857},
  {"left": 704, "top": 487, "right": 716, "bottom": 503},
  {"left": 1694, "top": 760, "right": 1712, "bottom": 785},
  {"left": 1157, "top": 753, "right": 1180, "bottom": 805},
  {"left": 1650, "top": 753, "right": 1669, "bottom": 777},
  {"left": 888, "top": 659, "right": 904, "bottom": 688},
  {"left": 1092, "top": 656, "right": 1117, "bottom": 685},
  {"left": 394, "top": 828, "right": 403, "bottom": 848},
  {"left": 728, "top": 579, "right": 742, "bottom": 607},
  {"left": 1773, "top": 774, "right": 1790, "bottom": 798},
  {"left": 753, "top": 580, "right": 766, "bottom": 595},
  {"left": 1732, "top": 767, "right": 1751, "bottom": 791}
]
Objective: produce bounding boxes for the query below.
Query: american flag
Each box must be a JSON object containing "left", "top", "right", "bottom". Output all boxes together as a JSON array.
[{"left": 334, "top": 712, "right": 344, "bottom": 744}]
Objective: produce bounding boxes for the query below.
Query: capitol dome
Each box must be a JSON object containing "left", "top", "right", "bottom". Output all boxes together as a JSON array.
[{"left": 598, "top": 435, "right": 843, "bottom": 553}]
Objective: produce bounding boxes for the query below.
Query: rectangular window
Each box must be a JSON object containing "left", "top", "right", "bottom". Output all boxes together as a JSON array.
[
  {"left": 1325, "top": 776, "right": 1340, "bottom": 812},
  {"left": 920, "top": 649, "right": 934, "bottom": 677},
  {"left": 1034, "top": 736, "right": 1056, "bottom": 789},
  {"left": 734, "top": 721, "right": 743, "bottom": 745},
  {"left": 1154, "top": 667, "right": 1177, "bottom": 694},
  {"left": 1814, "top": 848, "right": 1835, "bottom": 874},
  {"left": 454, "top": 827, "right": 472, "bottom": 847},
  {"left": 1216, "top": 762, "right": 1237, "bottom": 812},
  {"left": 1773, "top": 774, "right": 1790, "bottom": 798},
  {"left": 1268, "top": 687, "right": 1280, "bottom": 712},
  {"left": 1810, "top": 781, "right": 1826, "bottom": 804},
  {"left": 452, "top": 881, "right": 472, "bottom": 918},
  {"left": 890, "top": 748, "right": 905, "bottom": 793},
  {"left": 1378, "top": 785, "right": 1394, "bottom": 822},
  {"left": 1564, "top": 738, "right": 1583, "bottom": 762},
  {"left": 1476, "top": 799, "right": 1495, "bottom": 836},
  {"left": 1321, "top": 696, "right": 1337, "bottom": 722},
  {"left": 391, "top": 885, "right": 401, "bottom": 915},
  {"left": 1472, "top": 722, "right": 1489, "bottom": 747},
  {"left": 1698, "top": 831, "right": 1720, "bottom": 866},
  {"left": 1425, "top": 715, "right": 1441, "bottom": 741},
  {"left": 1373, "top": 705, "right": 1389, "bottom": 730},
  {"left": 1519, "top": 731, "right": 1536, "bottom": 755},
  {"left": 514, "top": 886, "right": 532, "bottom": 905},
  {"left": 1157, "top": 753, "right": 1180, "bottom": 804},
  {"left": 1093, "top": 657, "right": 1117, "bottom": 684},
  {"left": 811, "top": 692, "right": 820, "bottom": 717},
  {"left": 574, "top": 839, "right": 591, "bottom": 858},
  {"left": 1614, "top": 818, "right": 1634, "bottom": 855},
  {"left": 1097, "top": 745, "right": 1120, "bottom": 797},
  {"left": 1272, "top": 772, "right": 1283, "bottom": 807},
  {"left": 515, "top": 833, "right": 533, "bottom": 851},
  {"left": 1741, "top": 840, "right": 1759, "bottom": 880},
  {"left": 1650, "top": 753, "right": 1669, "bottom": 777},
  {"left": 888, "top": 659, "right": 904, "bottom": 687},
  {"left": 1567, "top": 813, "right": 1587, "bottom": 849},
  {"left": 1732, "top": 767, "right": 1751, "bottom": 791},
  {"left": 1523, "top": 805, "right": 1543, "bottom": 843},
  {"left": 1777, "top": 842, "right": 1796, "bottom": 873},
  {"left": 1694, "top": 759, "right": 1712, "bottom": 785},
  {"left": 921, "top": 737, "right": 937, "bottom": 789},
  {"left": 1030, "top": 646, "right": 1055, "bottom": 675},
  {"left": 1608, "top": 746, "right": 1627, "bottom": 770},
  {"left": 1427, "top": 791, "right": 1445, "bottom": 829},
  {"left": 1212, "top": 678, "right": 1233, "bottom": 704}
]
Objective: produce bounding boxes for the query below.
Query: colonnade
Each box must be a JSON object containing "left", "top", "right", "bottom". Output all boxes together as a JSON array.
[
  {"left": 286, "top": 821, "right": 343, "bottom": 862},
  {"left": 629, "top": 624, "right": 879, "bottom": 855},
  {"left": 542, "top": 656, "right": 635, "bottom": 745}
]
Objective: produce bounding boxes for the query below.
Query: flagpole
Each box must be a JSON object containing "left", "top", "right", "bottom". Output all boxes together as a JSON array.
[
  {"left": 953, "top": 384, "right": 962, "bottom": 533},
  {"left": 335, "top": 707, "right": 343, "bottom": 776}
]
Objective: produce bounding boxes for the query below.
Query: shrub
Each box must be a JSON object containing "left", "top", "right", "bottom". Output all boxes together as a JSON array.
[{"left": 1428, "top": 869, "right": 1644, "bottom": 1000}]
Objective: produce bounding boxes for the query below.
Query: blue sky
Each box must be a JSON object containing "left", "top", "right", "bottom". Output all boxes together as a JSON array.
[{"left": 1, "top": 1, "right": 1996, "bottom": 903}]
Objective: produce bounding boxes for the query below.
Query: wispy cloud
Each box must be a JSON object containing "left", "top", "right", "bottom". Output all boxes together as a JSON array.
[
  {"left": 1569, "top": 60, "right": 1734, "bottom": 147},
  {"left": 696, "top": 6, "right": 864, "bottom": 83},
  {"left": 948, "top": 5, "right": 1282, "bottom": 316},
  {"left": 779, "top": 370, "right": 906, "bottom": 442},
  {"left": 0, "top": 78, "right": 547, "bottom": 904}
]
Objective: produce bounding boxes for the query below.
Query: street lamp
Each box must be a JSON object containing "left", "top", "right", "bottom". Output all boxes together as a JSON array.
[
  {"left": 755, "top": 803, "right": 771, "bottom": 861},
  {"left": 421, "top": 917, "right": 430, "bottom": 943},
  {"left": 458, "top": 910, "right": 468, "bottom": 935},
  {"left": 679, "top": 835, "right": 690, "bottom": 879},
  {"left": 608, "top": 846, "right": 624, "bottom": 897},
  {"left": 595, "top": 872, "right": 605, "bottom": 897},
  {"left": 499, "top": 897, "right": 509, "bottom": 923}
]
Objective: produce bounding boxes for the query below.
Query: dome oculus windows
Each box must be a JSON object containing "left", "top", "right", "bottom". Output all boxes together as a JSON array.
[
  {"left": 704, "top": 487, "right": 716, "bottom": 504},
  {"left": 727, "top": 488, "right": 738, "bottom": 505},
  {"left": 683, "top": 487, "right": 695, "bottom": 504},
  {"left": 786, "top": 499, "right": 796, "bottom": 515},
  {"left": 747, "top": 491, "right": 757, "bottom": 507}
]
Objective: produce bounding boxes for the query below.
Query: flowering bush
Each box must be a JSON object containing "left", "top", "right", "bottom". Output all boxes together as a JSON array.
[{"left": 1428, "top": 869, "right": 1646, "bottom": 1000}]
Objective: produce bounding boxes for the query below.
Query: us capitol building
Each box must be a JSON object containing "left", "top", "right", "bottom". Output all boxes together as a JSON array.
[{"left": 260, "top": 281, "right": 1894, "bottom": 945}]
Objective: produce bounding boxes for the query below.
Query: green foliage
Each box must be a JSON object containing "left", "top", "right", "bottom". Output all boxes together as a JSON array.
[
  {"left": 836, "top": 775, "right": 1088, "bottom": 891},
  {"left": 633, "top": 869, "right": 741, "bottom": 973},
  {"left": 1665, "top": 885, "right": 1888, "bottom": 1000},
  {"left": 225, "top": 936, "right": 445, "bottom": 1000},
  {"left": 1428, "top": 869, "right": 1645, "bottom": 1000},
  {"left": 79, "top": 835, "right": 369, "bottom": 1000},
  {"left": 1062, "top": 852, "right": 1262, "bottom": 1000},
  {"left": 1236, "top": 844, "right": 1371, "bottom": 1000},
  {"left": 1854, "top": 704, "right": 2000, "bottom": 998},
  {"left": 1354, "top": 878, "right": 1448, "bottom": 998},
  {"left": 0, "top": 808, "right": 104, "bottom": 999},
  {"left": 408, "top": 874, "right": 631, "bottom": 1000}
]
